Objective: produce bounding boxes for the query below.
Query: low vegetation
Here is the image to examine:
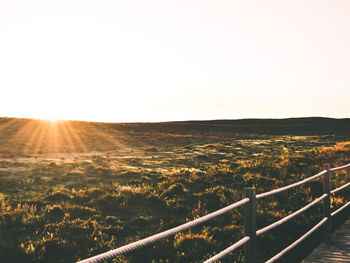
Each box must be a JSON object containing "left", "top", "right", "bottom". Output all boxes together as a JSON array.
[{"left": 0, "top": 117, "right": 349, "bottom": 262}]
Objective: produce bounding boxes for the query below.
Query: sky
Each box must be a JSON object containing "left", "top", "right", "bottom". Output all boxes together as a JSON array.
[{"left": 1, "top": 0, "right": 349, "bottom": 122}]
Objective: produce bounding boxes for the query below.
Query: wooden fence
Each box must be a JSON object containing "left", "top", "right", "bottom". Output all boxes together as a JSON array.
[{"left": 78, "top": 162, "right": 350, "bottom": 263}]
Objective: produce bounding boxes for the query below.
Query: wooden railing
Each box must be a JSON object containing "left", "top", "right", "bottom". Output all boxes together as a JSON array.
[{"left": 78, "top": 162, "right": 350, "bottom": 263}]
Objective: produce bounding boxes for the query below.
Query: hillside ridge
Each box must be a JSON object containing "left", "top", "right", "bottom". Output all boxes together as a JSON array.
[{"left": 0, "top": 117, "right": 349, "bottom": 157}]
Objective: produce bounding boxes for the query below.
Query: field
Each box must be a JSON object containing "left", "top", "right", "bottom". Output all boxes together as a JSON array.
[{"left": 0, "top": 117, "right": 350, "bottom": 263}]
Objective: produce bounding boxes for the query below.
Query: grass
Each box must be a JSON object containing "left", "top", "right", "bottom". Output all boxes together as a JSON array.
[{"left": 0, "top": 117, "right": 349, "bottom": 262}]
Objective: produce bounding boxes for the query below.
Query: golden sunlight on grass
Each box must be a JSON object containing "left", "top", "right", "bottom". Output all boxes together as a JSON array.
[
  {"left": 0, "top": 118, "right": 133, "bottom": 156},
  {"left": 1, "top": 117, "right": 350, "bottom": 263}
]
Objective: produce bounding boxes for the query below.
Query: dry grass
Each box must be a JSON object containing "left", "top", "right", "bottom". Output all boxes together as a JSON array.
[{"left": 0, "top": 117, "right": 349, "bottom": 262}]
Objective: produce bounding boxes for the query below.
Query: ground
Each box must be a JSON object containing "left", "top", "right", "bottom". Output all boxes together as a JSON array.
[{"left": 0, "top": 117, "right": 350, "bottom": 262}]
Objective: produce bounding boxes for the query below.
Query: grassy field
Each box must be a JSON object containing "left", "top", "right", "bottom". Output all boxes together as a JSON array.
[{"left": 0, "top": 117, "right": 350, "bottom": 262}]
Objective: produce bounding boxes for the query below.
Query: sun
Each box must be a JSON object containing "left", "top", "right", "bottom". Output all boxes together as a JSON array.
[
  {"left": 40, "top": 118, "right": 59, "bottom": 125},
  {"left": 37, "top": 112, "right": 66, "bottom": 124},
  {"left": 47, "top": 118, "right": 58, "bottom": 123},
  {"left": 41, "top": 118, "right": 66, "bottom": 126}
]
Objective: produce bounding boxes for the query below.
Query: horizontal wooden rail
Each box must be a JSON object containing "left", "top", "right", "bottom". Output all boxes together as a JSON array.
[
  {"left": 256, "top": 194, "right": 327, "bottom": 236},
  {"left": 330, "top": 163, "right": 350, "bottom": 172},
  {"left": 203, "top": 236, "right": 250, "bottom": 263},
  {"left": 331, "top": 181, "right": 350, "bottom": 194},
  {"left": 77, "top": 198, "right": 249, "bottom": 263},
  {"left": 256, "top": 170, "right": 326, "bottom": 199},
  {"left": 78, "top": 161, "right": 350, "bottom": 263},
  {"left": 265, "top": 218, "right": 328, "bottom": 263},
  {"left": 331, "top": 201, "right": 350, "bottom": 217}
]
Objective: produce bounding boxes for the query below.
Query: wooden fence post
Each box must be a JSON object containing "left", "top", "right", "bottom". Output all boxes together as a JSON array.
[
  {"left": 244, "top": 187, "right": 257, "bottom": 263},
  {"left": 323, "top": 163, "right": 331, "bottom": 243}
]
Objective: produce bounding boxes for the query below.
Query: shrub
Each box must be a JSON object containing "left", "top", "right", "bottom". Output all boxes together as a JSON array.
[
  {"left": 161, "top": 183, "right": 188, "bottom": 199},
  {"left": 44, "top": 205, "right": 65, "bottom": 222},
  {"left": 145, "top": 147, "right": 159, "bottom": 152},
  {"left": 44, "top": 192, "right": 72, "bottom": 202},
  {"left": 68, "top": 206, "right": 96, "bottom": 220},
  {"left": 95, "top": 194, "right": 123, "bottom": 213}
]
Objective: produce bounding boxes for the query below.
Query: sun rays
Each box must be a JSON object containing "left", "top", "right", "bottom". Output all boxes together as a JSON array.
[{"left": 0, "top": 118, "right": 131, "bottom": 156}]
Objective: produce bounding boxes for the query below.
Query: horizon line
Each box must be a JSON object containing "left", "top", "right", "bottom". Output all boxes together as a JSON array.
[{"left": 1, "top": 115, "right": 349, "bottom": 125}]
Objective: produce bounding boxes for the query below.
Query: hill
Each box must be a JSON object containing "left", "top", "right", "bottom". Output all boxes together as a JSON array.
[
  {"left": 0, "top": 116, "right": 350, "bottom": 262},
  {"left": 0, "top": 117, "right": 349, "bottom": 157}
]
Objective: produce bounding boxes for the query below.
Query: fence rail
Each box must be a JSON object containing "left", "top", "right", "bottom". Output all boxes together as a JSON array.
[{"left": 77, "top": 162, "right": 350, "bottom": 263}]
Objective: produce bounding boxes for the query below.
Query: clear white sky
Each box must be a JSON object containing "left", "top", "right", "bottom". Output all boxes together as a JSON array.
[{"left": 1, "top": 0, "right": 349, "bottom": 122}]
